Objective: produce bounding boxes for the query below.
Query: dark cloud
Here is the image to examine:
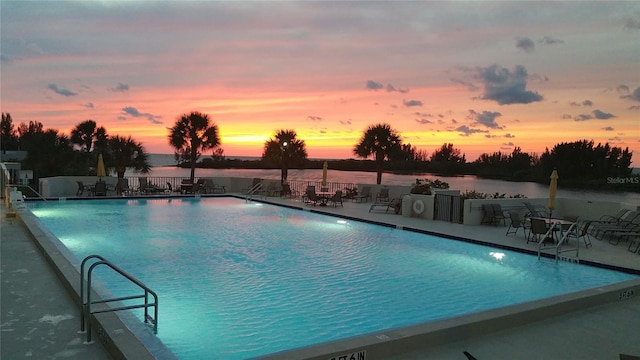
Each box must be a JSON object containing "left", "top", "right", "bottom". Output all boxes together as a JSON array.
[
  {"left": 386, "top": 84, "right": 409, "bottom": 93},
  {"left": 403, "top": 99, "right": 423, "bottom": 107},
  {"left": 450, "top": 78, "right": 479, "bottom": 91},
  {"left": 617, "top": 85, "right": 630, "bottom": 94},
  {"left": 504, "top": 133, "right": 515, "bottom": 138},
  {"left": 503, "top": 142, "right": 515, "bottom": 146},
  {"left": 365, "top": 80, "right": 384, "bottom": 90},
  {"left": 307, "top": 115, "right": 323, "bottom": 121},
  {"left": 83, "top": 102, "right": 94, "bottom": 108},
  {"left": 569, "top": 99, "right": 593, "bottom": 106},
  {"left": 574, "top": 113, "right": 592, "bottom": 121},
  {"left": 365, "top": 80, "right": 408, "bottom": 93},
  {"left": 573, "top": 109, "right": 615, "bottom": 121},
  {"left": 593, "top": 109, "right": 615, "bottom": 119},
  {"left": 603, "top": 126, "right": 614, "bottom": 131},
  {"left": 121, "top": 106, "right": 162, "bottom": 124},
  {"left": 467, "top": 110, "right": 503, "bottom": 129},
  {"left": 561, "top": 114, "right": 573, "bottom": 119},
  {"left": 47, "top": 83, "right": 77, "bottom": 96},
  {"left": 110, "top": 82, "right": 129, "bottom": 92},
  {"left": 621, "top": 87, "right": 640, "bottom": 102},
  {"left": 516, "top": 37, "right": 535, "bottom": 53},
  {"left": 415, "top": 118, "right": 433, "bottom": 124},
  {"left": 478, "top": 64, "right": 543, "bottom": 105},
  {"left": 539, "top": 36, "right": 564, "bottom": 45},
  {"left": 455, "top": 125, "right": 488, "bottom": 136},
  {"left": 339, "top": 120, "right": 351, "bottom": 125}
]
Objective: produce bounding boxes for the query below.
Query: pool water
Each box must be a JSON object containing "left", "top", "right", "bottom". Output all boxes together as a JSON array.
[{"left": 30, "top": 198, "right": 637, "bottom": 359}]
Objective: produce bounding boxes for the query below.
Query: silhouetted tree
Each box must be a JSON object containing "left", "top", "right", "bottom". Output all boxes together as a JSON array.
[
  {"left": 262, "top": 129, "right": 307, "bottom": 184},
  {"left": 354, "top": 123, "right": 403, "bottom": 184},
  {"left": 1, "top": 113, "right": 19, "bottom": 152},
  {"left": 108, "top": 135, "right": 151, "bottom": 193},
  {"left": 168, "top": 111, "right": 221, "bottom": 183},
  {"left": 70, "top": 120, "right": 107, "bottom": 153},
  {"left": 431, "top": 143, "right": 466, "bottom": 163},
  {"left": 539, "top": 139, "right": 632, "bottom": 186},
  {"left": 17, "top": 121, "right": 79, "bottom": 177}
]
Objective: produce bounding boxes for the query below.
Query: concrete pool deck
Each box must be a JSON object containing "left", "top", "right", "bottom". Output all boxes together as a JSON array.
[{"left": 2, "top": 195, "right": 639, "bottom": 359}]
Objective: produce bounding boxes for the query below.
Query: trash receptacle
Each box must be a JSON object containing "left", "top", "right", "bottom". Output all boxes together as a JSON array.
[{"left": 402, "top": 195, "right": 412, "bottom": 217}]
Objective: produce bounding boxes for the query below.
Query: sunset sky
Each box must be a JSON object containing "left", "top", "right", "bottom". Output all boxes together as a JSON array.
[{"left": 2, "top": 1, "right": 639, "bottom": 164}]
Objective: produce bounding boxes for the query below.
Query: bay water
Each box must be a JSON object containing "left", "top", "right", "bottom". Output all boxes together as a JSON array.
[{"left": 144, "top": 154, "right": 639, "bottom": 204}]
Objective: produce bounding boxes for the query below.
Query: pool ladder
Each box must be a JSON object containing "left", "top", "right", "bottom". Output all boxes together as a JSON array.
[
  {"left": 537, "top": 221, "right": 580, "bottom": 263},
  {"left": 79, "top": 255, "right": 158, "bottom": 343},
  {"left": 245, "top": 182, "right": 264, "bottom": 202}
]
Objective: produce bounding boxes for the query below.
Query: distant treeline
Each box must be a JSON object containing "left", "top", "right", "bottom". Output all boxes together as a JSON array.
[{"left": 191, "top": 140, "right": 638, "bottom": 192}]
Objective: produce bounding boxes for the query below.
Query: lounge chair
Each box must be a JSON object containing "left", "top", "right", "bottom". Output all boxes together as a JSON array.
[
  {"left": 481, "top": 203, "right": 507, "bottom": 226},
  {"left": 327, "top": 190, "right": 343, "bottom": 207},
  {"left": 304, "top": 188, "right": 320, "bottom": 206},
  {"left": 523, "top": 202, "right": 550, "bottom": 218},
  {"left": 590, "top": 211, "right": 640, "bottom": 239},
  {"left": 139, "top": 177, "right": 166, "bottom": 194},
  {"left": 354, "top": 186, "right": 372, "bottom": 203},
  {"left": 375, "top": 188, "right": 390, "bottom": 203},
  {"left": 369, "top": 197, "right": 402, "bottom": 214},
  {"left": 595, "top": 209, "right": 630, "bottom": 224},
  {"left": 506, "top": 211, "right": 529, "bottom": 237},
  {"left": 565, "top": 220, "right": 592, "bottom": 248},
  {"left": 76, "top": 181, "right": 90, "bottom": 196},
  {"left": 202, "top": 179, "right": 226, "bottom": 194}
]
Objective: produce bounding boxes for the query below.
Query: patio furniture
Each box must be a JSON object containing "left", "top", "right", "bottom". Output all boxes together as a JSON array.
[
  {"left": 565, "top": 220, "right": 593, "bottom": 248},
  {"left": 304, "top": 187, "right": 320, "bottom": 206},
  {"left": 327, "top": 190, "right": 343, "bottom": 207},
  {"left": 180, "top": 179, "right": 195, "bottom": 193},
  {"left": 482, "top": 203, "right": 507, "bottom": 226},
  {"left": 375, "top": 188, "right": 390, "bottom": 203},
  {"left": 506, "top": 211, "right": 529, "bottom": 237},
  {"left": 94, "top": 181, "right": 107, "bottom": 196},
  {"left": 354, "top": 186, "right": 372, "bottom": 203},
  {"left": 369, "top": 197, "right": 402, "bottom": 214},
  {"left": 523, "top": 202, "right": 550, "bottom": 218}
]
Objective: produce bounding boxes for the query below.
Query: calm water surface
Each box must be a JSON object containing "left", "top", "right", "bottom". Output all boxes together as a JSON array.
[{"left": 143, "top": 165, "right": 639, "bottom": 204}]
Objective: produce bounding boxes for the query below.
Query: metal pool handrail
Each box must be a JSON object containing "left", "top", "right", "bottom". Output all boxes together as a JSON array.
[{"left": 80, "top": 254, "right": 158, "bottom": 343}]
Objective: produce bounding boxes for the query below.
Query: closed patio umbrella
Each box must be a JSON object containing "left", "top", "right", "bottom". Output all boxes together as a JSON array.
[
  {"left": 547, "top": 169, "right": 558, "bottom": 217},
  {"left": 96, "top": 153, "right": 106, "bottom": 180},
  {"left": 321, "top": 161, "right": 328, "bottom": 187}
]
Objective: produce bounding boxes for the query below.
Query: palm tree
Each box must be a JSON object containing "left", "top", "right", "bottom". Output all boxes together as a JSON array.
[
  {"left": 353, "top": 123, "right": 402, "bottom": 184},
  {"left": 168, "top": 111, "right": 221, "bottom": 183},
  {"left": 108, "top": 135, "right": 151, "bottom": 194},
  {"left": 70, "top": 120, "right": 107, "bottom": 153},
  {"left": 262, "top": 129, "right": 307, "bottom": 185}
]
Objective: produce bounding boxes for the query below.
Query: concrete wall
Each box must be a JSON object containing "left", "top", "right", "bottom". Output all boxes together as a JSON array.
[{"left": 39, "top": 176, "right": 119, "bottom": 198}]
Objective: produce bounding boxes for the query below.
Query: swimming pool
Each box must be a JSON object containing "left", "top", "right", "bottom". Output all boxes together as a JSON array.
[{"left": 29, "top": 197, "right": 637, "bottom": 359}]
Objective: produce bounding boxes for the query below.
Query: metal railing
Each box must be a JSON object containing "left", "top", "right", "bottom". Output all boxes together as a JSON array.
[
  {"left": 536, "top": 221, "right": 580, "bottom": 263},
  {"left": 80, "top": 255, "right": 158, "bottom": 343}
]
